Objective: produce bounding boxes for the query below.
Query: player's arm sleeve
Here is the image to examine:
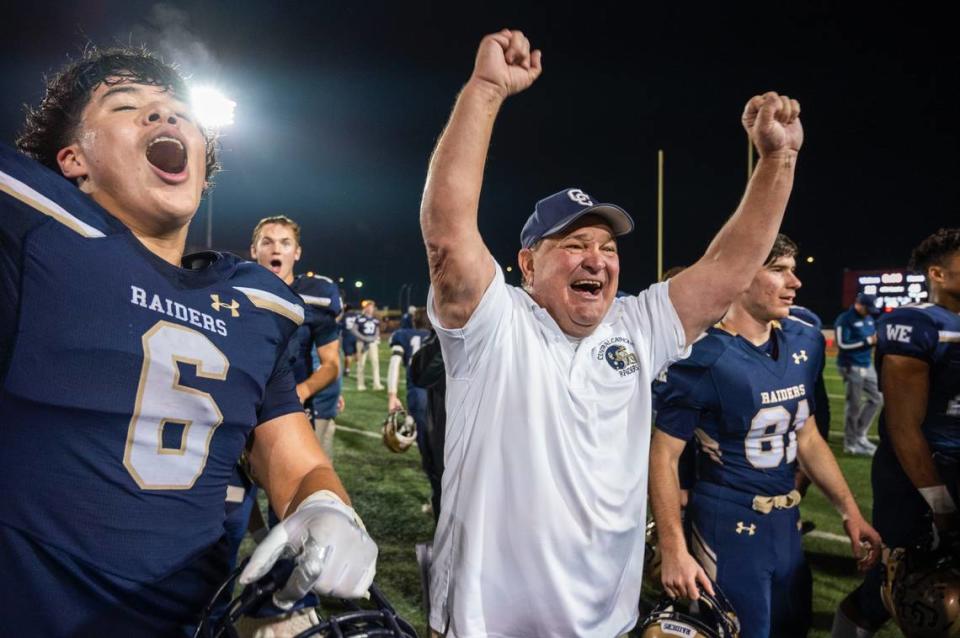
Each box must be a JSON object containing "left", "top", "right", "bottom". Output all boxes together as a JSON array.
[
  {"left": 427, "top": 259, "right": 511, "bottom": 380},
  {"left": 0, "top": 193, "right": 49, "bottom": 380},
  {"left": 805, "top": 333, "right": 826, "bottom": 416},
  {"left": 877, "top": 310, "right": 939, "bottom": 363},
  {"left": 350, "top": 323, "right": 365, "bottom": 341},
  {"left": 311, "top": 313, "right": 340, "bottom": 348},
  {"left": 835, "top": 314, "right": 866, "bottom": 350},
  {"left": 653, "top": 362, "right": 708, "bottom": 442},
  {"left": 387, "top": 350, "right": 402, "bottom": 395},
  {"left": 813, "top": 333, "right": 830, "bottom": 435},
  {"left": 257, "top": 349, "right": 304, "bottom": 424},
  {"left": 627, "top": 280, "right": 691, "bottom": 377}
]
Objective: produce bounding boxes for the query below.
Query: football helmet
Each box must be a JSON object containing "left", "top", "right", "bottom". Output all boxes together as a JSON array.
[
  {"left": 382, "top": 408, "right": 417, "bottom": 453},
  {"left": 881, "top": 536, "right": 960, "bottom": 637},
  {"left": 637, "top": 581, "right": 741, "bottom": 638},
  {"left": 195, "top": 559, "right": 418, "bottom": 638}
]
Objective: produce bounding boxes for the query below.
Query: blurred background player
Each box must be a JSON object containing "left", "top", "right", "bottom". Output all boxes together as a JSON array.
[
  {"left": 341, "top": 303, "right": 359, "bottom": 377},
  {"left": 353, "top": 300, "right": 383, "bottom": 391},
  {"left": 387, "top": 307, "right": 431, "bottom": 485},
  {"left": 410, "top": 328, "right": 445, "bottom": 521},
  {"left": 400, "top": 304, "right": 417, "bottom": 330},
  {"left": 250, "top": 215, "right": 343, "bottom": 456},
  {"left": 834, "top": 292, "right": 883, "bottom": 455},
  {"left": 0, "top": 47, "right": 374, "bottom": 635},
  {"left": 216, "top": 220, "right": 347, "bottom": 634},
  {"left": 651, "top": 234, "right": 880, "bottom": 638},
  {"left": 832, "top": 228, "right": 960, "bottom": 637}
]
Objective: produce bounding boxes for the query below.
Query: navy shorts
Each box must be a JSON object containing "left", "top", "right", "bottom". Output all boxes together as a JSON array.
[{"left": 342, "top": 333, "right": 357, "bottom": 356}]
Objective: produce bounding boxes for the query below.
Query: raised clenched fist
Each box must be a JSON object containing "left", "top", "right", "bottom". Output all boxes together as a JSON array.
[
  {"left": 742, "top": 92, "right": 803, "bottom": 158},
  {"left": 470, "top": 29, "right": 543, "bottom": 100}
]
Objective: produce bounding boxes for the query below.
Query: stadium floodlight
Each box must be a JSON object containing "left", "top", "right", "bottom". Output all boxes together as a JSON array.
[
  {"left": 806, "top": 256, "right": 815, "bottom": 264},
  {"left": 191, "top": 86, "right": 235, "bottom": 248},
  {"left": 191, "top": 86, "right": 236, "bottom": 129},
  {"left": 355, "top": 281, "right": 364, "bottom": 288}
]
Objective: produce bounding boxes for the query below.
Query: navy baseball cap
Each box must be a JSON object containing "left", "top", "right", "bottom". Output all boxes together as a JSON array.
[
  {"left": 520, "top": 188, "right": 635, "bottom": 248},
  {"left": 856, "top": 293, "right": 881, "bottom": 314}
]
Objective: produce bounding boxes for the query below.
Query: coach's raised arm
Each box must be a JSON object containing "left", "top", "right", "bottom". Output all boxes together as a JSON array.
[
  {"left": 420, "top": 29, "right": 541, "bottom": 328},
  {"left": 668, "top": 92, "right": 803, "bottom": 343}
]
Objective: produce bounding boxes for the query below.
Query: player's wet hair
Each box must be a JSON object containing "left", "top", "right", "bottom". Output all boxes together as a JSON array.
[
  {"left": 251, "top": 215, "right": 301, "bottom": 246},
  {"left": 16, "top": 45, "right": 219, "bottom": 185},
  {"left": 764, "top": 233, "right": 799, "bottom": 266},
  {"left": 909, "top": 228, "right": 960, "bottom": 275}
]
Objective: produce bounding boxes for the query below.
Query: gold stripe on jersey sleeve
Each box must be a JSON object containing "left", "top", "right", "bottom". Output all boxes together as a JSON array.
[
  {"left": 0, "top": 169, "right": 106, "bottom": 238},
  {"left": 234, "top": 286, "right": 305, "bottom": 325}
]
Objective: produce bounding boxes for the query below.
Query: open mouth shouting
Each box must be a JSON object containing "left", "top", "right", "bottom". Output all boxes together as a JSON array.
[
  {"left": 570, "top": 278, "right": 604, "bottom": 300},
  {"left": 145, "top": 132, "right": 189, "bottom": 184},
  {"left": 268, "top": 258, "right": 284, "bottom": 275}
]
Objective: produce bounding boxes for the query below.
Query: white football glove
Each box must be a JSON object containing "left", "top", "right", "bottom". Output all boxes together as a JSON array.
[{"left": 238, "top": 490, "right": 378, "bottom": 609}]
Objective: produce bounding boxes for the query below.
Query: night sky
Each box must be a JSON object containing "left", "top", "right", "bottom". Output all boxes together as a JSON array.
[{"left": 1, "top": 1, "right": 955, "bottom": 319}]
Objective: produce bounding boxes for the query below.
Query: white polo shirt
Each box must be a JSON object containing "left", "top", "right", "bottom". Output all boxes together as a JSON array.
[{"left": 427, "top": 262, "right": 689, "bottom": 637}]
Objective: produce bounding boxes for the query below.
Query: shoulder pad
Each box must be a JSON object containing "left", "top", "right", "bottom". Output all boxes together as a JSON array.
[
  {"left": 684, "top": 327, "right": 732, "bottom": 368},
  {"left": 0, "top": 143, "right": 117, "bottom": 238},
  {"left": 781, "top": 315, "right": 822, "bottom": 340},
  {"left": 788, "top": 305, "right": 822, "bottom": 330},
  {"left": 293, "top": 274, "right": 342, "bottom": 315},
  {"left": 232, "top": 262, "right": 305, "bottom": 325}
]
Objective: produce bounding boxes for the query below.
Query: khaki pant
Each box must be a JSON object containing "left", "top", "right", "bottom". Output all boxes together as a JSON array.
[{"left": 357, "top": 339, "right": 382, "bottom": 390}]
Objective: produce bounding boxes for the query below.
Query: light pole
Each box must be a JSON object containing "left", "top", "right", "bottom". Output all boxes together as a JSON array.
[{"left": 192, "top": 86, "right": 236, "bottom": 249}]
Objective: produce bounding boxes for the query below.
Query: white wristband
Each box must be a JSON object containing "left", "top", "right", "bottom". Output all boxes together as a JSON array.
[{"left": 919, "top": 485, "right": 957, "bottom": 514}]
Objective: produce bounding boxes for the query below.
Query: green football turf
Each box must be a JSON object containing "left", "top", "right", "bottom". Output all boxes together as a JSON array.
[{"left": 241, "top": 345, "right": 902, "bottom": 636}]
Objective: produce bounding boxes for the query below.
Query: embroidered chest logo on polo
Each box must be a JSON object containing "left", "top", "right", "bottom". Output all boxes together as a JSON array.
[{"left": 597, "top": 337, "right": 640, "bottom": 377}]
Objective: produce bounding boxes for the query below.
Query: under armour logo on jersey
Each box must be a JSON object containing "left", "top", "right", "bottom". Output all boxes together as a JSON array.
[
  {"left": 567, "top": 189, "right": 594, "bottom": 206},
  {"left": 792, "top": 350, "right": 808, "bottom": 364},
  {"left": 735, "top": 522, "right": 756, "bottom": 536},
  {"left": 210, "top": 294, "right": 240, "bottom": 317}
]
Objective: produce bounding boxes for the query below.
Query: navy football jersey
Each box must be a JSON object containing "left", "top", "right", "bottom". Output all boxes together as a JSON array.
[
  {"left": 877, "top": 303, "right": 960, "bottom": 453},
  {"left": 789, "top": 305, "right": 822, "bottom": 331},
  {"left": 654, "top": 319, "right": 824, "bottom": 495},
  {"left": 0, "top": 145, "right": 304, "bottom": 618},
  {"left": 285, "top": 274, "right": 342, "bottom": 386},
  {"left": 355, "top": 314, "right": 380, "bottom": 339},
  {"left": 390, "top": 328, "right": 431, "bottom": 390},
  {"left": 342, "top": 311, "right": 358, "bottom": 332}
]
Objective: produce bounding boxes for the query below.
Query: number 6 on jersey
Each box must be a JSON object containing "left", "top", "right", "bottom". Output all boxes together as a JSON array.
[{"left": 124, "top": 321, "right": 229, "bottom": 489}]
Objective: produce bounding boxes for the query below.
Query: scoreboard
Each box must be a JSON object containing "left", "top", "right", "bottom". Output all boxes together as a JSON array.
[{"left": 842, "top": 268, "right": 929, "bottom": 311}]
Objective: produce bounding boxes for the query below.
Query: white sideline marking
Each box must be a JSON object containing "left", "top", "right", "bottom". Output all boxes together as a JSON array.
[
  {"left": 806, "top": 530, "right": 850, "bottom": 544},
  {"left": 336, "top": 424, "right": 381, "bottom": 440},
  {"left": 827, "top": 429, "right": 879, "bottom": 443}
]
